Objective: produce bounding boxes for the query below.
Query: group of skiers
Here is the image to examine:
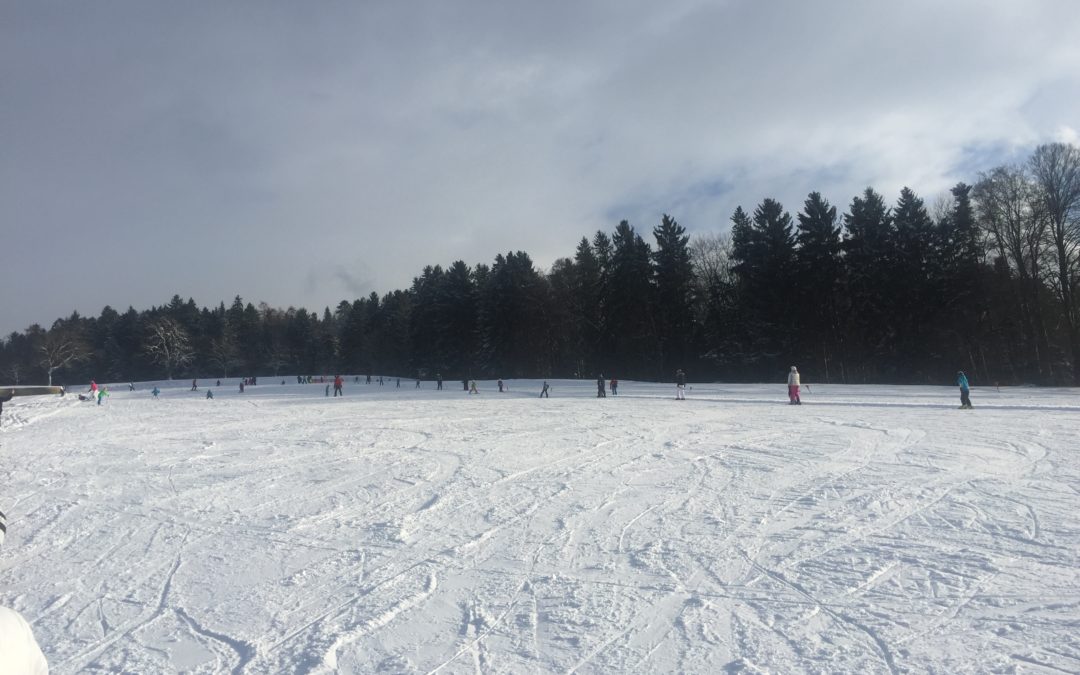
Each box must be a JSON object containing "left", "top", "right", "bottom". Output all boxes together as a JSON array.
[
  {"left": 76, "top": 367, "right": 977, "bottom": 408},
  {"left": 79, "top": 380, "right": 109, "bottom": 405},
  {"left": 594, "top": 375, "right": 621, "bottom": 397}
]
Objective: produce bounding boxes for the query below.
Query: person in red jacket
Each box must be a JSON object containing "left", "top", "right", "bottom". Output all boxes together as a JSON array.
[{"left": 333, "top": 375, "right": 344, "bottom": 397}]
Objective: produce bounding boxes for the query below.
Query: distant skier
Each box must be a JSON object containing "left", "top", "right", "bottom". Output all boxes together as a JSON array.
[
  {"left": 366, "top": 374, "right": 372, "bottom": 384},
  {"left": 151, "top": 386, "right": 160, "bottom": 398},
  {"left": 463, "top": 378, "right": 469, "bottom": 391},
  {"left": 413, "top": 378, "right": 419, "bottom": 389},
  {"left": 191, "top": 379, "right": 198, "bottom": 391},
  {"left": 469, "top": 380, "right": 479, "bottom": 394},
  {"left": 597, "top": 374, "right": 606, "bottom": 398},
  {"left": 89, "top": 380, "right": 98, "bottom": 396},
  {"left": 436, "top": 373, "right": 443, "bottom": 390},
  {"left": 128, "top": 382, "right": 135, "bottom": 392},
  {"left": 325, "top": 383, "right": 331, "bottom": 397},
  {"left": 239, "top": 380, "right": 245, "bottom": 393},
  {"left": 217, "top": 380, "right": 222, "bottom": 387},
  {"left": 610, "top": 378, "right": 618, "bottom": 396},
  {"left": 97, "top": 387, "right": 109, "bottom": 405},
  {"left": 675, "top": 369, "right": 686, "bottom": 400},
  {"left": 957, "top": 371, "right": 973, "bottom": 409},
  {"left": 787, "top": 366, "right": 801, "bottom": 405},
  {"left": 333, "top": 375, "right": 344, "bottom": 397},
  {"left": 206, "top": 389, "right": 214, "bottom": 399},
  {"left": 540, "top": 381, "right": 550, "bottom": 398},
  {"left": 497, "top": 379, "right": 504, "bottom": 393}
]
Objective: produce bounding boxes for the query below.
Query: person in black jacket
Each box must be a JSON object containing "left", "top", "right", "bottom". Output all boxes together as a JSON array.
[
  {"left": 596, "top": 374, "right": 606, "bottom": 398},
  {"left": 675, "top": 369, "right": 687, "bottom": 400}
]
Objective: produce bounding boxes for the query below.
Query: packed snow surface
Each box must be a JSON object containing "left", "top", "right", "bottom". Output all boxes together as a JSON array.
[{"left": 1, "top": 379, "right": 1078, "bottom": 674}]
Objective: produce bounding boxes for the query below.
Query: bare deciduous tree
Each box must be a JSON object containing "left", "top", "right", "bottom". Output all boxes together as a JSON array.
[
  {"left": 974, "top": 164, "right": 1053, "bottom": 378},
  {"left": 1030, "top": 142, "right": 1080, "bottom": 383},
  {"left": 690, "top": 231, "right": 734, "bottom": 292},
  {"left": 144, "top": 317, "right": 194, "bottom": 380},
  {"left": 37, "top": 327, "right": 88, "bottom": 386}
]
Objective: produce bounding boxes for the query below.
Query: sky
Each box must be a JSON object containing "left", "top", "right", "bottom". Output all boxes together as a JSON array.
[{"left": 2, "top": 0, "right": 1079, "bottom": 335}]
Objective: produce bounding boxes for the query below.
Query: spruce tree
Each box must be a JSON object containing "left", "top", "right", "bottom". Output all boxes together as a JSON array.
[{"left": 652, "top": 214, "right": 695, "bottom": 374}]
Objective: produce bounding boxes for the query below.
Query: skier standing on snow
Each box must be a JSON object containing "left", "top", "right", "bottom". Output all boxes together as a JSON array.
[
  {"left": 0, "top": 509, "right": 51, "bottom": 674},
  {"left": 206, "top": 389, "right": 214, "bottom": 399},
  {"left": 497, "top": 379, "right": 504, "bottom": 393},
  {"left": 436, "top": 373, "right": 443, "bottom": 390},
  {"left": 787, "top": 366, "right": 801, "bottom": 405},
  {"left": 191, "top": 379, "right": 198, "bottom": 391},
  {"left": 957, "top": 371, "right": 973, "bottom": 409},
  {"left": 540, "top": 381, "right": 550, "bottom": 398},
  {"left": 151, "top": 386, "right": 160, "bottom": 398},
  {"left": 333, "top": 375, "right": 344, "bottom": 397},
  {"left": 89, "top": 380, "right": 98, "bottom": 396},
  {"left": 675, "top": 369, "right": 687, "bottom": 400},
  {"left": 469, "top": 380, "right": 479, "bottom": 394},
  {"left": 97, "top": 387, "right": 109, "bottom": 405},
  {"left": 610, "top": 377, "right": 618, "bottom": 395},
  {"left": 596, "top": 374, "right": 606, "bottom": 398}
]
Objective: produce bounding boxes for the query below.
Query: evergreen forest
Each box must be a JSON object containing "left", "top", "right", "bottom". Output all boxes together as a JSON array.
[{"left": 3, "top": 143, "right": 1079, "bottom": 387}]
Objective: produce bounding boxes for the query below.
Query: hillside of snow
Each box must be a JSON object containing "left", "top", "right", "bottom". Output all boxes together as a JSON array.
[{"left": 2, "top": 379, "right": 1078, "bottom": 674}]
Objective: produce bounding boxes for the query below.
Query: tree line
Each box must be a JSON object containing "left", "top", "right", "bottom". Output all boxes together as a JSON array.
[{"left": 3, "top": 143, "right": 1078, "bottom": 386}]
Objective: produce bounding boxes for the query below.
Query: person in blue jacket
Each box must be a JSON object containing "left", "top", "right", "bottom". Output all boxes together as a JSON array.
[{"left": 956, "top": 371, "right": 973, "bottom": 409}]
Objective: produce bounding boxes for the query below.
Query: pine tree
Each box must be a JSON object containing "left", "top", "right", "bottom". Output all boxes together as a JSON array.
[
  {"left": 842, "top": 187, "right": 895, "bottom": 379},
  {"left": 607, "top": 221, "right": 658, "bottom": 377},
  {"left": 892, "top": 187, "right": 939, "bottom": 378},
  {"left": 795, "top": 192, "right": 843, "bottom": 381},
  {"left": 652, "top": 214, "right": 695, "bottom": 374}
]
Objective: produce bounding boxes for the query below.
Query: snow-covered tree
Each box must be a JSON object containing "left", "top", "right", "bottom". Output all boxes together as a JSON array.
[{"left": 144, "top": 317, "right": 194, "bottom": 380}]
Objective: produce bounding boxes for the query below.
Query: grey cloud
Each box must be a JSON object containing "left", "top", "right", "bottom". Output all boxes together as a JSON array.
[{"left": 2, "top": 0, "right": 1078, "bottom": 334}]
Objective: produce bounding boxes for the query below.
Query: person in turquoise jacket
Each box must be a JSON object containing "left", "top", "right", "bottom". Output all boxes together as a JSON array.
[{"left": 956, "top": 371, "right": 972, "bottom": 409}]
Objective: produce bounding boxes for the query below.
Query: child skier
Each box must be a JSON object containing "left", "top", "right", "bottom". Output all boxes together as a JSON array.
[
  {"left": 957, "top": 371, "right": 973, "bottom": 409},
  {"left": 787, "top": 366, "right": 801, "bottom": 405}
]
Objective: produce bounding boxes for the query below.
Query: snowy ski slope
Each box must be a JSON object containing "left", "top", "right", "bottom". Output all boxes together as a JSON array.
[{"left": 1, "top": 379, "right": 1078, "bottom": 673}]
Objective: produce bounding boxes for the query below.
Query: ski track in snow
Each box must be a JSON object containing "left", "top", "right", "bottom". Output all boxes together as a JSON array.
[{"left": 1, "top": 380, "right": 1079, "bottom": 674}]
